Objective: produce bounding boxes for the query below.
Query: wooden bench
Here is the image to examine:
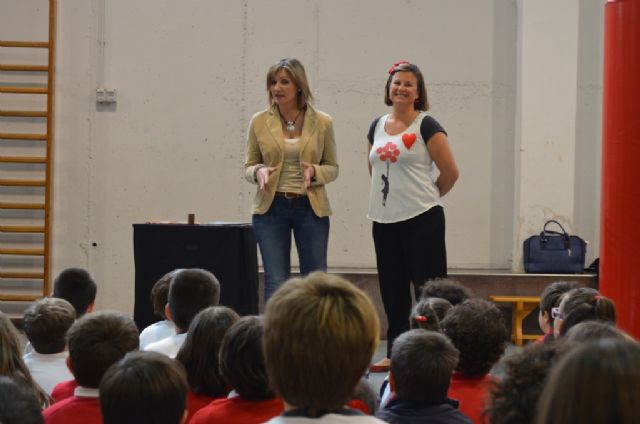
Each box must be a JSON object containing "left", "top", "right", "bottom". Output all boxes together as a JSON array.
[{"left": 490, "top": 296, "right": 541, "bottom": 346}]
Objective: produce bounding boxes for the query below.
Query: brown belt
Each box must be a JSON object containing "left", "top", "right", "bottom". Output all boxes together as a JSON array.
[{"left": 275, "top": 191, "right": 306, "bottom": 199}]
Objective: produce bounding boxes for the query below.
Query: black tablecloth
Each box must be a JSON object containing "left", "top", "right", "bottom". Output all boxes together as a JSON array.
[{"left": 133, "top": 223, "right": 259, "bottom": 330}]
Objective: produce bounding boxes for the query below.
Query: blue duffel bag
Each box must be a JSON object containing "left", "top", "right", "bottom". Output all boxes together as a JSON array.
[{"left": 523, "top": 220, "right": 586, "bottom": 274}]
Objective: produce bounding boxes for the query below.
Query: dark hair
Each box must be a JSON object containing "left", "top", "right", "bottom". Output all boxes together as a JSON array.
[
  {"left": 442, "top": 299, "right": 508, "bottom": 377},
  {"left": 168, "top": 268, "right": 221, "bottom": 331},
  {"left": 559, "top": 288, "right": 616, "bottom": 337},
  {"left": 487, "top": 342, "right": 570, "bottom": 424},
  {"left": 23, "top": 298, "right": 76, "bottom": 354},
  {"left": 263, "top": 273, "right": 379, "bottom": 417},
  {"left": 384, "top": 62, "right": 429, "bottom": 111},
  {"left": 219, "top": 316, "right": 273, "bottom": 400},
  {"left": 391, "top": 329, "right": 459, "bottom": 404},
  {"left": 421, "top": 278, "right": 473, "bottom": 306},
  {"left": 0, "top": 377, "right": 44, "bottom": 424},
  {"left": 410, "top": 299, "right": 441, "bottom": 332},
  {"left": 151, "top": 270, "right": 179, "bottom": 319},
  {"left": 53, "top": 268, "right": 97, "bottom": 317},
  {"left": 539, "top": 281, "right": 578, "bottom": 326},
  {"left": 176, "top": 306, "right": 239, "bottom": 398},
  {"left": 100, "top": 351, "right": 188, "bottom": 424},
  {"left": 352, "top": 378, "right": 377, "bottom": 415},
  {"left": 422, "top": 297, "right": 453, "bottom": 321},
  {"left": 67, "top": 311, "right": 139, "bottom": 388},
  {"left": 266, "top": 58, "right": 312, "bottom": 109},
  {"left": 0, "top": 313, "right": 49, "bottom": 406},
  {"left": 564, "top": 321, "right": 627, "bottom": 343},
  {"left": 535, "top": 339, "right": 640, "bottom": 424}
]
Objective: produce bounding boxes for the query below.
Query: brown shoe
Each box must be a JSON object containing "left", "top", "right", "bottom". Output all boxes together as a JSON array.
[{"left": 369, "top": 358, "right": 390, "bottom": 373}]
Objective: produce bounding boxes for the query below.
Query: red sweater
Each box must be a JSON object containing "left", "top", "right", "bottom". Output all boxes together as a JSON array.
[
  {"left": 190, "top": 396, "right": 283, "bottom": 424},
  {"left": 447, "top": 372, "right": 495, "bottom": 424},
  {"left": 50, "top": 379, "right": 79, "bottom": 404},
  {"left": 43, "top": 395, "right": 101, "bottom": 424}
]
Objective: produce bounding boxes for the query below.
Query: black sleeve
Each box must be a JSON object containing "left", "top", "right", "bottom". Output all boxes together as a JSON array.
[
  {"left": 367, "top": 116, "right": 382, "bottom": 145},
  {"left": 420, "top": 115, "right": 447, "bottom": 144}
]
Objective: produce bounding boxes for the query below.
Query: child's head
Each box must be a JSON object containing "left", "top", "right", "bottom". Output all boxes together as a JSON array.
[
  {"left": 167, "top": 268, "right": 221, "bottom": 332},
  {"left": 150, "top": 270, "right": 180, "bottom": 320},
  {"left": 535, "top": 339, "right": 640, "bottom": 424},
  {"left": 23, "top": 297, "right": 76, "bottom": 354},
  {"left": 410, "top": 298, "right": 442, "bottom": 332},
  {"left": 421, "top": 297, "right": 453, "bottom": 321},
  {"left": 441, "top": 299, "right": 508, "bottom": 378},
  {"left": 52, "top": 268, "right": 97, "bottom": 317},
  {"left": 564, "top": 320, "right": 628, "bottom": 343},
  {"left": 349, "top": 378, "right": 377, "bottom": 415},
  {"left": 420, "top": 278, "right": 473, "bottom": 306},
  {"left": 263, "top": 272, "right": 379, "bottom": 417},
  {"left": 555, "top": 287, "right": 616, "bottom": 338},
  {"left": 487, "top": 341, "right": 570, "bottom": 424},
  {"left": 219, "top": 316, "right": 272, "bottom": 400},
  {"left": 0, "top": 313, "right": 48, "bottom": 406},
  {"left": 67, "top": 311, "right": 139, "bottom": 388},
  {"left": 175, "top": 305, "right": 239, "bottom": 398},
  {"left": 0, "top": 376, "right": 44, "bottom": 424},
  {"left": 390, "top": 329, "right": 459, "bottom": 404},
  {"left": 100, "top": 351, "right": 188, "bottom": 424},
  {"left": 538, "top": 281, "right": 578, "bottom": 335}
]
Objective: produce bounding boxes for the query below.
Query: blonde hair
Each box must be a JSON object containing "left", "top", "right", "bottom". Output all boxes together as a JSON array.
[
  {"left": 0, "top": 312, "right": 50, "bottom": 406},
  {"left": 263, "top": 272, "right": 379, "bottom": 416},
  {"left": 266, "top": 58, "right": 313, "bottom": 109}
]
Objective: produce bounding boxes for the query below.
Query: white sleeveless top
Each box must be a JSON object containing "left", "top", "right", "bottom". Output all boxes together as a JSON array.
[{"left": 367, "top": 112, "right": 442, "bottom": 223}]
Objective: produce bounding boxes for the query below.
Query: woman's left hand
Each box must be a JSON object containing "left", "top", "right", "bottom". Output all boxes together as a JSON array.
[{"left": 301, "top": 162, "right": 315, "bottom": 190}]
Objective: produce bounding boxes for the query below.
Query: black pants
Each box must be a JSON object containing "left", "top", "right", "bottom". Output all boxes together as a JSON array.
[{"left": 372, "top": 206, "right": 447, "bottom": 357}]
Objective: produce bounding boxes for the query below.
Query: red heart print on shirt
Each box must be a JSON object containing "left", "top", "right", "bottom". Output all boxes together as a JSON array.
[{"left": 402, "top": 133, "right": 417, "bottom": 150}]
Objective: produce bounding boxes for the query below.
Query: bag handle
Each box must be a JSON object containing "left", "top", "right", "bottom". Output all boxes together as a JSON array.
[{"left": 540, "top": 220, "right": 571, "bottom": 249}]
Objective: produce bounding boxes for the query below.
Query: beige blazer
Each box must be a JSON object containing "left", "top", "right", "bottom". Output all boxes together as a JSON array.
[{"left": 244, "top": 105, "right": 338, "bottom": 217}]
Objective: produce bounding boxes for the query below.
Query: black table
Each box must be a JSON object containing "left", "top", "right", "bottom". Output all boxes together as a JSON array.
[{"left": 133, "top": 223, "right": 259, "bottom": 330}]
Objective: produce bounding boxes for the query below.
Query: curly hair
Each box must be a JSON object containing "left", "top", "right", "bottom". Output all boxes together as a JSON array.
[
  {"left": 420, "top": 278, "right": 473, "bottom": 306},
  {"left": 410, "top": 299, "right": 442, "bottom": 332},
  {"left": 441, "top": 299, "right": 508, "bottom": 377},
  {"left": 487, "top": 342, "right": 570, "bottom": 424}
]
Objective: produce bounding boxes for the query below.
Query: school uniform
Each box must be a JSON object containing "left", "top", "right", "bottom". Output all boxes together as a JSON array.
[
  {"left": 190, "top": 394, "right": 283, "bottom": 424},
  {"left": 43, "top": 386, "right": 101, "bottom": 424}
]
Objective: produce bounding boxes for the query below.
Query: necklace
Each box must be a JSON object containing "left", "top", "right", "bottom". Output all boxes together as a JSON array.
[{"left": 281, "top": 109, "right": 302, "bottom": 133}]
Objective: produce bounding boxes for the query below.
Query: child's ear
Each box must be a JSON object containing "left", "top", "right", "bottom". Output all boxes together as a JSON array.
[
  {"left": 164, "top": 303, "right": 173, "bottom": 322},
  {"left": 86, "top": 300, "right": 95, "bottom": 313},
  {"left": 180, "top": 409, "right": 188, "bottom": 424},
  {"left": 65, "top": 355, "right": 73, "bottom": 373}
]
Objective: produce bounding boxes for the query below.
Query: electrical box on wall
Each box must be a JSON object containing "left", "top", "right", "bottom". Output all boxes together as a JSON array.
[{"left": 96, "top": 88, "right": 117, "bottom": 104}]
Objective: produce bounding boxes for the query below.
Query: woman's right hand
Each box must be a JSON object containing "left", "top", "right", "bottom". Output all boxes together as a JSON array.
[{"left": 256, "top": 166, "right": 278, "bottom": 191}]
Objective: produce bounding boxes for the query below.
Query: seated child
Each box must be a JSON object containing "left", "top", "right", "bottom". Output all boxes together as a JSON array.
[
  {"left": 537, "top": 281, "right": 577, "bottom": 343},
  {"left": 262, "top": 272, "right": 386, "bottom": 423},
  {"left": 175, "top": 306, "right": 240, "bottom": 421},
  {"left": 191, "top": 316, "right": 283, "bottom": 424},
  {"left": 139, "top": 270, "right": 178, "bottom": 349},
  {"left": 52, "top": 268, "right": 97, "bottom": 318},
  {"left": 553, "top": 287, "right": 616, "bottom": 338},
  {"left": 441, "top": 299, "right": 509, "bottom": 424},
  {"left": 144, "top": 268, "right": 220, "bottom": 358},
  {"left": 0, "top": 376, "right": 44, "bottom": 424},
  {"left": 376, "top": 329, "right": 471, "bottom": 424},
  {"left": 0, "top": 313, "right": 49, "bottom": 407},
  {"left": 42, "top": 311, "right": 139, "bottom": 424},
  {"left": 22, "top": 298, "right": 76, "bottom": 394},
  {"left": 564, "top": 320, "right": 629, "bottom": 343},
  {"left": 421, "top": 278, "right": 473, "bottom": 306},
  {"left": 487, "top": 342, "right": 570, "bottom": 424},
  {"left": 349, "top": 378, "right": 378, "bottom": 415},
  {"left": 100, "top": 351, "right": 189, "bottom": 424}
]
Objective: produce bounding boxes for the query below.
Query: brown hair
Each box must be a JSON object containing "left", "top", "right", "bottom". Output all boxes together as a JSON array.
[
  {"left": 67, "top": 311, "right": 139, "bottom": 388},
  {"left": 168, "top": 268, "right": 220, "bottom": 331},
  {"left": 384, "top": 62, "right": 429, "bottom": 111},
  {"left": 150, "top": 270, "right": 179, "bottom": 319},
  {"left": 23, "top": 297, "right": 76, "bottom": 354},
  {"left": 100, "top": 351, "right": 188, "bottom": 424},
  {"left": 263, "top": 272, "right": 379, "bottom": 416},
  {"left": 559, "top": 288, "right": 616, "bottom": 337},
  {"left": 535, "top": 339, "right": 640, "bottom": 424},
  {"left": 53, "top": 268, "right": 97, "bottom": 317},
  {"left": 0, "top": 313, "right": 49, "bottom": 406},
  {"left": 266, "top": 58, "right": 312, "bottom": 110}
]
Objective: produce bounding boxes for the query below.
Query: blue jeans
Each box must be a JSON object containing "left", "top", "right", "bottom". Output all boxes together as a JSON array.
[{"left": 252, "top": 196, "right": 329, "bottom": 301}]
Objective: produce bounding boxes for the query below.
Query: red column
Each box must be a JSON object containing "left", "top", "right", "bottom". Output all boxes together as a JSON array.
[{"left": 600, "top": 0, "right": 640, "bottom": 339}]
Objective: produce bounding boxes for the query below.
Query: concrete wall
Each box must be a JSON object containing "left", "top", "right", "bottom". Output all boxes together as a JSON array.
[{"left": 0, "top": 0, "right": 604, "bottom": 313}]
